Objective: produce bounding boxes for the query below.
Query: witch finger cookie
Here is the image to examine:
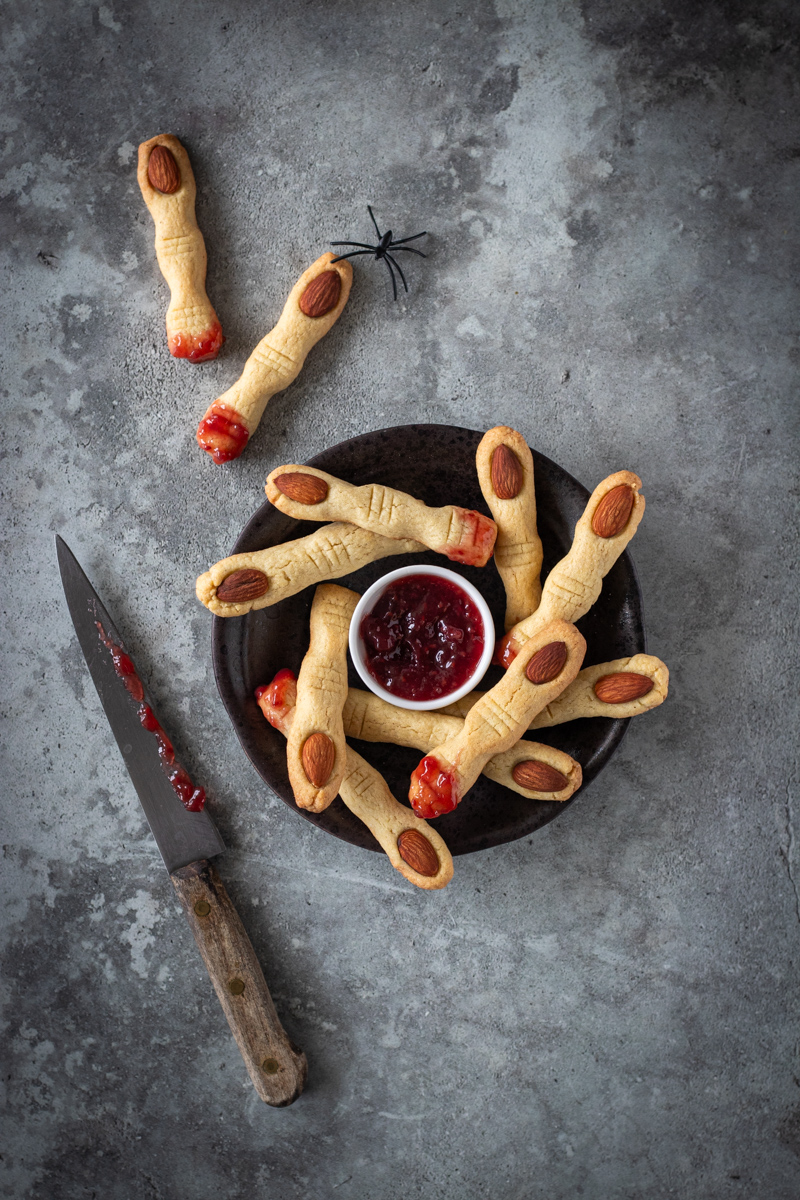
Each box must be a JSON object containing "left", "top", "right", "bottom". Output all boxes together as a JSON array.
[
  {"left": 137, "top": 134, "right": 224, "bottom": 363},
  {"left": 196, "top": 253, "right": 353, "bottom": 463},
  {"left": 266, "top": 465, "right": 497, "bottom": 567}
]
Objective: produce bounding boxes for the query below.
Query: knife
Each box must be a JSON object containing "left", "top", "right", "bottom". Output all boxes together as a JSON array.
[{"left": 56, "top": 536, "right": 307, "bottom": 1106}]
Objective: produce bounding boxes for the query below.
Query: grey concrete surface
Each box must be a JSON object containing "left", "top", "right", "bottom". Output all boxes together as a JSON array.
[{"left": 2, "top": 1, "right": 798, "bottom": 1196}]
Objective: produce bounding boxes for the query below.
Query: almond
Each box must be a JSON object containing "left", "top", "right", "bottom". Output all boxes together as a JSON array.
[
  {"left": 490, "top": 443, "right": 524, "bottom": 500},
  {"left": 274, "top": 472, "right": 329, "bottom": 505},
  {"left": 216, "top": 568, "right": 269, "bottom": 603},
  {"left": 299, "top": 270, "right": 342, "bottom": 318},
  {"left": 591, "top": 484, "right": 635, "bottom": 538},
  {"left": 594, "top": 672, "right": 654, "bottom": 703},
  {"left": 526, "top": 641, "right": 567, "bottom": 684},
  {"left": 148, "top": 144, "right": 181, "bottom": 194},
  {"left": 397, "top": 829, "right": 439, "bottom": 877},
  {"left": 301, "top": 732, "right": 336, "bottom": 787},
  {"left": 512, "top": 760, "right": 569, "bottom": 793}
]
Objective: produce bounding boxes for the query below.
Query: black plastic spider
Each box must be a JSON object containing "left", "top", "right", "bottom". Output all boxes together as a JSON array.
[{"left": 331, "top": 206, "right": 427, "bottom": 301}]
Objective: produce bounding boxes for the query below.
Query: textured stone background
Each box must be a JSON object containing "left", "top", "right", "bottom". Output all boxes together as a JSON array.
[{"left": 2, "top": 1, "right": 799, "bottom": 1196}]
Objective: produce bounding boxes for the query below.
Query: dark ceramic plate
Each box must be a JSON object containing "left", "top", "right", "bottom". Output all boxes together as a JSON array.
[{"left": 212, "top": 424, "right": 645, "bottom": 856}]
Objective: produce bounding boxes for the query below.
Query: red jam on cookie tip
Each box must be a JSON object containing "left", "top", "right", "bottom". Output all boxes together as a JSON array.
[
  {"left": 255, "top": 669, "right": 298, "bottom": 733},
  {"left": 196, "top": 402, "right": 250, "bottom": 464},
  {"left": 409, "top": 755, "right": 459, "bottom": 819},
  {"left": 493, "top": 630, "right": 519, "bottom": 669},
  {"left": 444, "top": 509, "right": 497, "bottom": 567},
  {"left": 169, "top": 321, "right": 224, "bottom": 363}
]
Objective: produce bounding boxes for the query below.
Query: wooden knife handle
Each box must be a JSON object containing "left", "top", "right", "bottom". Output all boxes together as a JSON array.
[{"left": 170, "top": 859, "right": 307, "bottom": 1106}]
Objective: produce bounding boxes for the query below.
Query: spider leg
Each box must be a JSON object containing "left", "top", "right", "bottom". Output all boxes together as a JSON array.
[
  {"left": 330, "top": 241, "right": 377, "bottom": 250},
  {"left": 387, "top": 246, "right": 427, "bottom": 258},
  {"left": 367, "top": 205, "right": 384, "bottom": 241},
  {"left": 388, "top": 232, "right": 427, "bottom": 246},
  {"left": 385, "top": 253, "right": 409, "bottom": 294},
  {"left": 383, "top": 255, "right": 399, "bottom": 301},
  {"left": 330, "top": 250, "right": 377, "bottom": 262}
]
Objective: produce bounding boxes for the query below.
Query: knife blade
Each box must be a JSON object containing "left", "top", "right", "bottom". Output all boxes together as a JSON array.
[{"left": 56, "top": 536, "right": 307, "bottom": 1106}]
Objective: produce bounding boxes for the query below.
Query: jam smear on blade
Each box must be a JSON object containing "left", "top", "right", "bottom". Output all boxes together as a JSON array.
[
  {"left": 409, "top": 755, "right": 458, "bottom": 819},
  {"left": 169, "top": 321, "right": 224, "bottom": 363},
  {"left": 97, "top": 625, "right": 144, "bottom": 702},
  {"left": 360, "top": 574, "right": 484, "bottom": 703},
  {"left": 96, "top": 622, "right": 206, "bottom": 811},
  {"left": 196, "top": 402, "right": 250, "bottom": 464}
]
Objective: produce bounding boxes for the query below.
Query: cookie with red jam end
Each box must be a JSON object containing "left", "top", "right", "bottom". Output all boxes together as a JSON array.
[
  {"left": 196, "top": 253, "right": 353, "bottom": 462},
  {"left": 441, "top": 508, "right": 498, "bottom": 568},
  {"left": 265, "top": 464, "right": 497, "bottom": 567},
  {"left": 408, "top": 619, "right": 586, "bottom": 817},
  {"left": 137, "top": 134, "right": 224, "bottom": 363}
]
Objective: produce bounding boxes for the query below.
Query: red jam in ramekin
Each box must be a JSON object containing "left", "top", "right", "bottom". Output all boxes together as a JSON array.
[{"left": 359, "top": 572, "right": 486, "bottom": 704}]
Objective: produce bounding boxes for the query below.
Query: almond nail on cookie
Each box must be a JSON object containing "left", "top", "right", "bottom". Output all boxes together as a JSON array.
[
  {"left": 495, "top": 470, "right": 645, "bottom": 668},
  {"left": 137, "top": 134, "right": 224, "bottom": 363},
  {"left": 196, "top": 252, "right": 353, "bottom": 463},
  {"left": 408, "top": 619, "right": 587, "bottom": 818},
  {"left": 286, "top": 585, "right": 358, "bottom": 814},
  {"left": 195, "top": 523, "right": 421, "bottom": 617},
  {"left": 475, "top": 426, "right": 544, "bottom": 630},
  {"left": 265, "top": 465, "right": 497, "bottom": 567},
  {"left": 530, "top": 653, "right": 669, "bottom": 725},
  {"left": 256, "top": 672, "right": 453, "bottom": 891}
]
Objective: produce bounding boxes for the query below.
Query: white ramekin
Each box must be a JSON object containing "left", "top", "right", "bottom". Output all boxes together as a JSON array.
[{"left": 348, "top": 564, "right": 495, "bottom": 711}]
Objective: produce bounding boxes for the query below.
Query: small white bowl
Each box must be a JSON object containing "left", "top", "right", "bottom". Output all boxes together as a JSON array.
[{"left": 349, "top": 564, "right": 495, "bottom": 711}]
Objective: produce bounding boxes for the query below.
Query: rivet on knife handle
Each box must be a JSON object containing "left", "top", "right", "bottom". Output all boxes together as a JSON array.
[{"left": 170, "top": 859, "right": 307, "bottom": 1106}]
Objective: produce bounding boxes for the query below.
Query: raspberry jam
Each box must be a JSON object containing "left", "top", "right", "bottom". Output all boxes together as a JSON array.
[
  {"left": 196, "top": 402, "right": 250, "bottom": 464},
  {"left": 169, "top": 321, "right": 224, "bottom": 363},
  {"left": 97, "top": 623, "right": 206, "bottom": 812},
  {"left": 359, "top": 574, "right": 485, "bottom": 703}
]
